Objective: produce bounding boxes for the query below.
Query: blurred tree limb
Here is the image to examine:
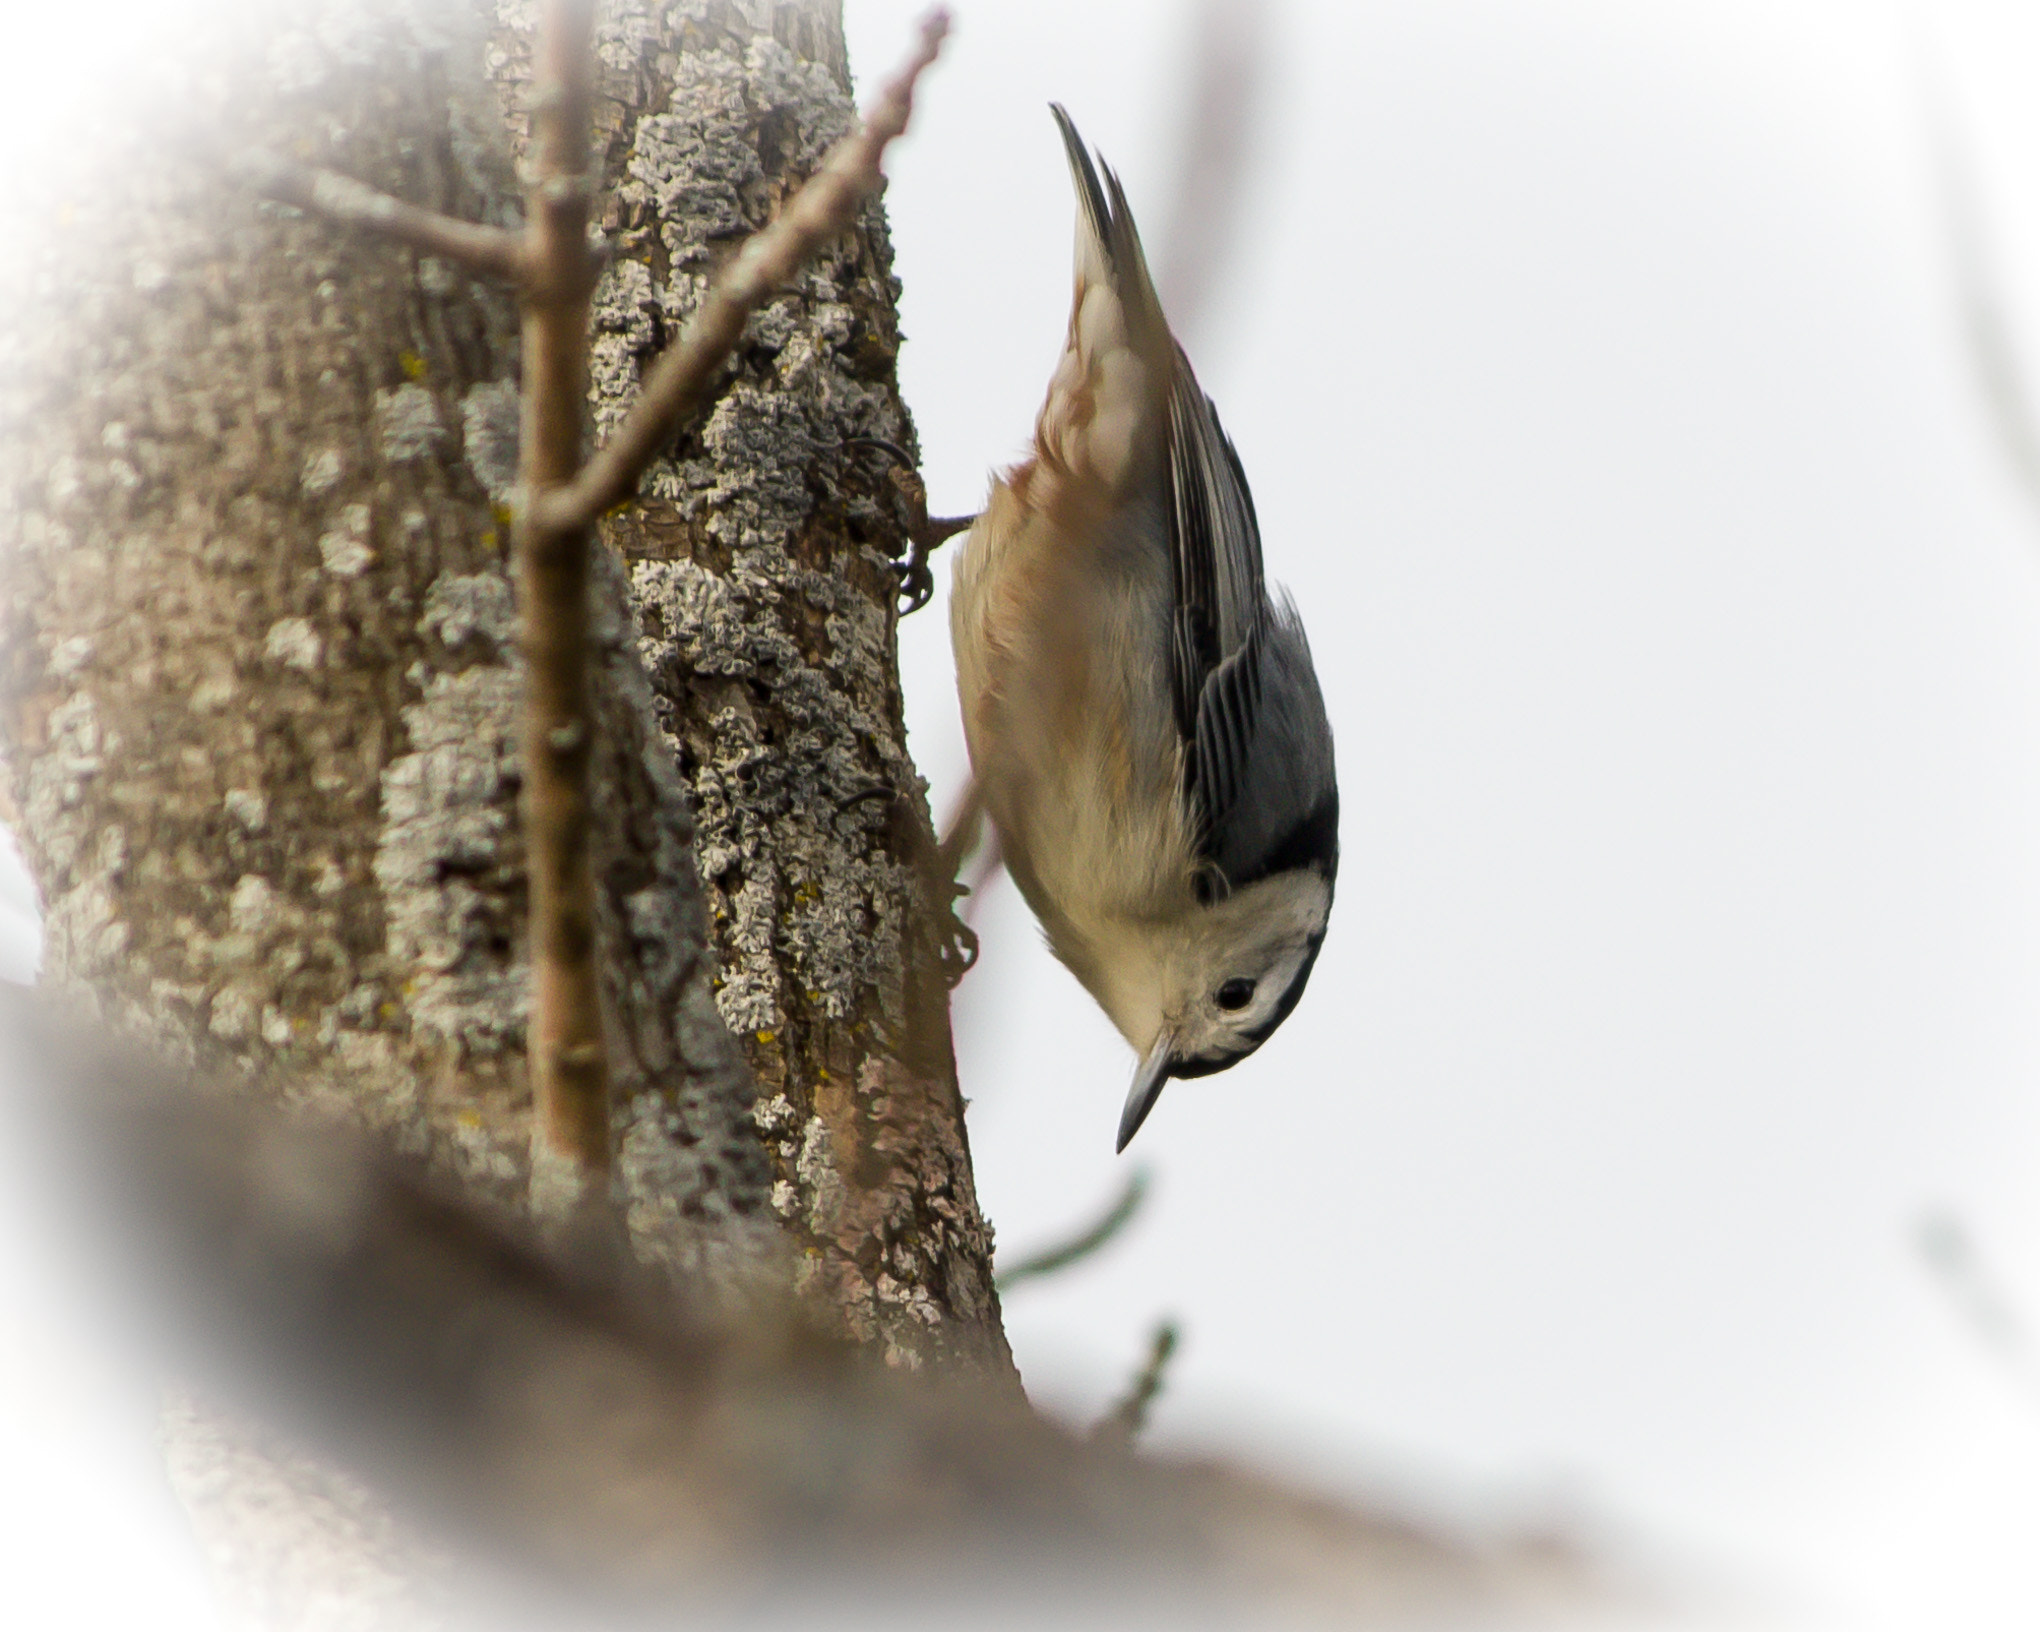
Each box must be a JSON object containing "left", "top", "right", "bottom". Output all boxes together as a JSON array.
[{"left": 7, "top": 988, "right": 1608, "bottom": 1624}]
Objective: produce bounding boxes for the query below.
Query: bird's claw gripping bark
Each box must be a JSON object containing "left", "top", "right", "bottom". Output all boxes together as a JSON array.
[
  {"left": 940, "top": 900, "right": 980, "bottom": 987},
  {"left": 847, "top": 437, "right": 974, "bottom": 615}
]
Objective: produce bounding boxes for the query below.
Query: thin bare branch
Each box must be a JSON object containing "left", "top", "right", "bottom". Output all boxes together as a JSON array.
[
  {"left": 1094, "top": 1319, "right": 1180, "bottom": 1444},
  {"left": 995, "top": 1167, "right": 1151, "bottom": 1291},
  {"left": 534, "top": 7, "right": 953, "bottom": 535},
  {"left": 236, "top": 149, "right": 527, "bottom": 283},
  {"left": 518, "top": 0, "right": 608, "bottom": 1211}
]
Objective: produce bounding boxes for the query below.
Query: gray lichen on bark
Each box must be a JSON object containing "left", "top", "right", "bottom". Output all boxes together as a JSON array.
[{"left": 552, "top": 0, "right": 1005, "bottom": 1365}]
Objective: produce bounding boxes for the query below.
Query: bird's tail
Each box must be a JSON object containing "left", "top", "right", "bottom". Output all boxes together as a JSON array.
[{"left": 1033, "top": 106, "right": 1174, "bottom": 500}]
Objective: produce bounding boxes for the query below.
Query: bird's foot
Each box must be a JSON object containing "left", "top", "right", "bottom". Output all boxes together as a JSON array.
[{"left": 847, "top": 437, "right": 976, "bottom": 615}]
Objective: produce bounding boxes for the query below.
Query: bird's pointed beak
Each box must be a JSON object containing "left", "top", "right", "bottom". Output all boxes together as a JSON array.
[{"left": 1117, "top": 1035, "right": 1173, "bottom": 1153}]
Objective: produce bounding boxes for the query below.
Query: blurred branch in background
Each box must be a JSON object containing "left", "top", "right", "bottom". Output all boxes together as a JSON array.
[
  {"left": 1094, "top": 1318, "right": 1181, "bottom": 1444},
  {"left": 1154, "top": 0, "right": 1270, "bottom": 343},
  {"left": 1909, "top": 22, "right": 2040, "bottom": 1415},
  {"left": 1915, "top": 1208, "right": 2040, "bottom": 1406},
  {"left": 1913, "top": 22, "right": 2040, "bottom": 519},
  {"left": 996, "top": 1165, "right": 1152, "bottom": 1291}
]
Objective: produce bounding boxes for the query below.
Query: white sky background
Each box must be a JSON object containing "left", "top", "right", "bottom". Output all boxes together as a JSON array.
[
  {"left": 848, "top": 0, "right": 2040, "bottom": 1624},
  {"left": 8, "top": 0, "right": 2040, "bottom": 1626}
]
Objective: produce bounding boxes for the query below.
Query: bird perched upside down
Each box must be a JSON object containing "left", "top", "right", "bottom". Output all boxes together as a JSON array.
[{"left": 949, "top": 108, "right": 1339, "bottom": 1151}]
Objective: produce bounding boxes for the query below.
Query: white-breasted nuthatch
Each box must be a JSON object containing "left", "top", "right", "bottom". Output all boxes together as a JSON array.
[{"left": 949, "top": 107, "right": 1339, "bottom": 1151}]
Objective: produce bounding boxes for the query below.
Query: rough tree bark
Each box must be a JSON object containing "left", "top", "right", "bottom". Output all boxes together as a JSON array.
[{"left": 0, "top": 0, "right": 1002, "bottom": 1371}]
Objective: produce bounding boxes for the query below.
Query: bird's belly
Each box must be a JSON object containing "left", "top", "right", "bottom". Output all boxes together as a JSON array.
[{"left": 950, "top": 496, "right": 1195, "bottom": 964}]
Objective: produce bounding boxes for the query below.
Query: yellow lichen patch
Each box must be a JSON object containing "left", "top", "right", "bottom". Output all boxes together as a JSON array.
[{"left": 399, "top": 350, "right": 428, "bottom": 381}]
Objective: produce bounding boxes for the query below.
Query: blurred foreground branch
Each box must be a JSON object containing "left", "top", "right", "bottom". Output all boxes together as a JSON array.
[
  {"left": 534, "top": 11, "right": 950, "bottom": 534},
  {"left": 235, "top": 151, "right": 528, "bottom": 281},
  {"left": 6, "top": 989, "right": 1614, "bottom": 1626}
]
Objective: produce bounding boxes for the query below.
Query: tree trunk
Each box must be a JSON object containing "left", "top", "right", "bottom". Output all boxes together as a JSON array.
[{"left": 0, "top": 0, "right": 1003, "bottom": 1371}]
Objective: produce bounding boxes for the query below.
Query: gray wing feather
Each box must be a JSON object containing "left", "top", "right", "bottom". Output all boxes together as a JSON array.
[
  {"left": 1167, "top": 368, "right": 1276, "bottom": 871},
  {"left": 1168, "top": 380, "right": 1337, "bottom": 888},
  {"left": 1206, "top": 596, "right": 1338, "bottom": 888}
]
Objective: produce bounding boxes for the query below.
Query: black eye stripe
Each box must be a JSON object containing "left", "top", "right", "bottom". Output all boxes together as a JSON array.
[
  {"left": 1215, "top": 977, "right": 1256, "bottom": 1011},
  {"left": 1234, "top": 931, "right": 1326, "bottom": 1048}
]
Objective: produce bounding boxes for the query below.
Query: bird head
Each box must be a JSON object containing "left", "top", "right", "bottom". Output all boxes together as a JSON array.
[{"left": 1108, "top": 866, "right": 1332, "bottom": 1151}]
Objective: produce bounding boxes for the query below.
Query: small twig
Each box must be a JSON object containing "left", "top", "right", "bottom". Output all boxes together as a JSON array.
[
  {"left": 518, "top": 0, "right": 609, "bottom": 1210},
  {"left": 996, "top": 1168, "right": 1150, "bottom": 1291},
  {"left": 534, "top": 8, "right": 953, "bottom": 535},
  {"left": 236, "top": 150, "right": 527, "bottom": 283},
  {"left": 1093, "top": 1319, "right": 1180, "bottom": 1444}
]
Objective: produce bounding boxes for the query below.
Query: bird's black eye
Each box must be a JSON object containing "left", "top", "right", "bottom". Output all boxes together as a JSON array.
[{"left": 1215, "top": 978, "right": 1256, "bottom": 1012}]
